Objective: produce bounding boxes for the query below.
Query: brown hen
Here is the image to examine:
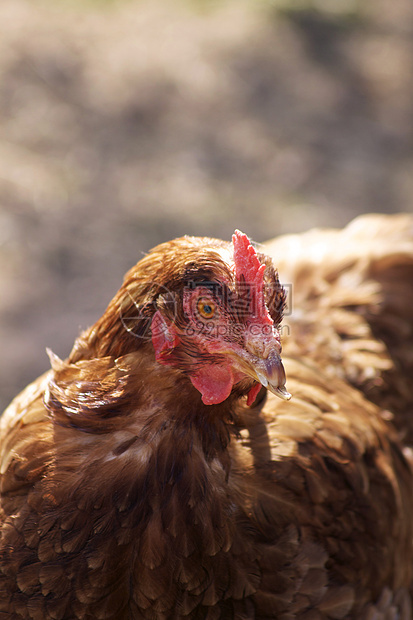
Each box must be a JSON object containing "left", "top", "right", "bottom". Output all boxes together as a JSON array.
[{"left": 1, "top": 215, "right": 413, "bottom": 619}]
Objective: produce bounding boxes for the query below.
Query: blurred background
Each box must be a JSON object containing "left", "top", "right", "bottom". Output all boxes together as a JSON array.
[{"left": 1, "top": 0, "right": 412, "bottom": 412}]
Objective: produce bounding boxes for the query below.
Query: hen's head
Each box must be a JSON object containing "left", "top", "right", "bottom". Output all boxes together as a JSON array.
[{"left": 92, "top": 230, "right": 290, "bottom": 406}]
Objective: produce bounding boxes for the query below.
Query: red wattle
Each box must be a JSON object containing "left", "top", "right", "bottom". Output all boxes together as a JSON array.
[
  {"left": 190, "top": 364, "right": 234, "bottom": 405},
  {"left": 246, "top": 382, "right": 262, "bottom": 406}
]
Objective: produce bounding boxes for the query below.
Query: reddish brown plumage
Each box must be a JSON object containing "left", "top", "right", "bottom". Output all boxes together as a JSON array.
[{"left": 1, "top": 215, "right": 413, "bottom": 619}]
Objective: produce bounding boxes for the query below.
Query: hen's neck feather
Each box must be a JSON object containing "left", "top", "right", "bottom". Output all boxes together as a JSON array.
[
  {"left": 42, "top": 346, "right": 260, "bottom": 614},
  {"left": 49, "top": 343, "right": 238, "bottom": 453}
]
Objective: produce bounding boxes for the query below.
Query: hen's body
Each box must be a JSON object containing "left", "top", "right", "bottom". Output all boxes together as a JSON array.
[{"left": 1, "top": 214, "right": 413, "bottom": 619}]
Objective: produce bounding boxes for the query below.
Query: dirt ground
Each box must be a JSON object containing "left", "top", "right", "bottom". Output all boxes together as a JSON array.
[{"left": 1, "top": 0, "right": 413, "bottom": 412}]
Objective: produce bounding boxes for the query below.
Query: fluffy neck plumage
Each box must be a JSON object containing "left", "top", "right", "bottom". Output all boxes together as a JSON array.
[{"left": 44, "top": 347, "right": 259, "bottom": 615}]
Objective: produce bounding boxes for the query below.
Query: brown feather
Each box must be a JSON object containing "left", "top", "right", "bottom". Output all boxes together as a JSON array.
[{"left": 1, "top": 216, "right": 413, "bottom": 618}]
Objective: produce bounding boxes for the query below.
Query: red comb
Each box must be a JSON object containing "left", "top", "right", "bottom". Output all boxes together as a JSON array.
[{"left": 232, "top": 230, "right": 273, "bottom": 325}]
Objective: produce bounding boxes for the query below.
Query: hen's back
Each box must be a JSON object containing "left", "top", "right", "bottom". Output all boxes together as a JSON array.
[
  {"left": 230, "top": 214, "right": 413, "bottom": 618},
  {"left": 264, "top": 213, "right": 413, "bottom": 444}
]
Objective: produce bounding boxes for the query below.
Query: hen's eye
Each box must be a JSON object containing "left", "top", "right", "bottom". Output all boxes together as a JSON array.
[{"left": 197, "top": 298, "right": 216, "bottom": 319}]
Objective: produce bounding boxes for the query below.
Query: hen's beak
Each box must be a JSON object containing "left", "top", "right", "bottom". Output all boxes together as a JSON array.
[
  {"left": 250, "top": 349, "right": 291, "bottom": 401},
  {"left": 231, "top": 340, "right": 291, "bottom": 401}
]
